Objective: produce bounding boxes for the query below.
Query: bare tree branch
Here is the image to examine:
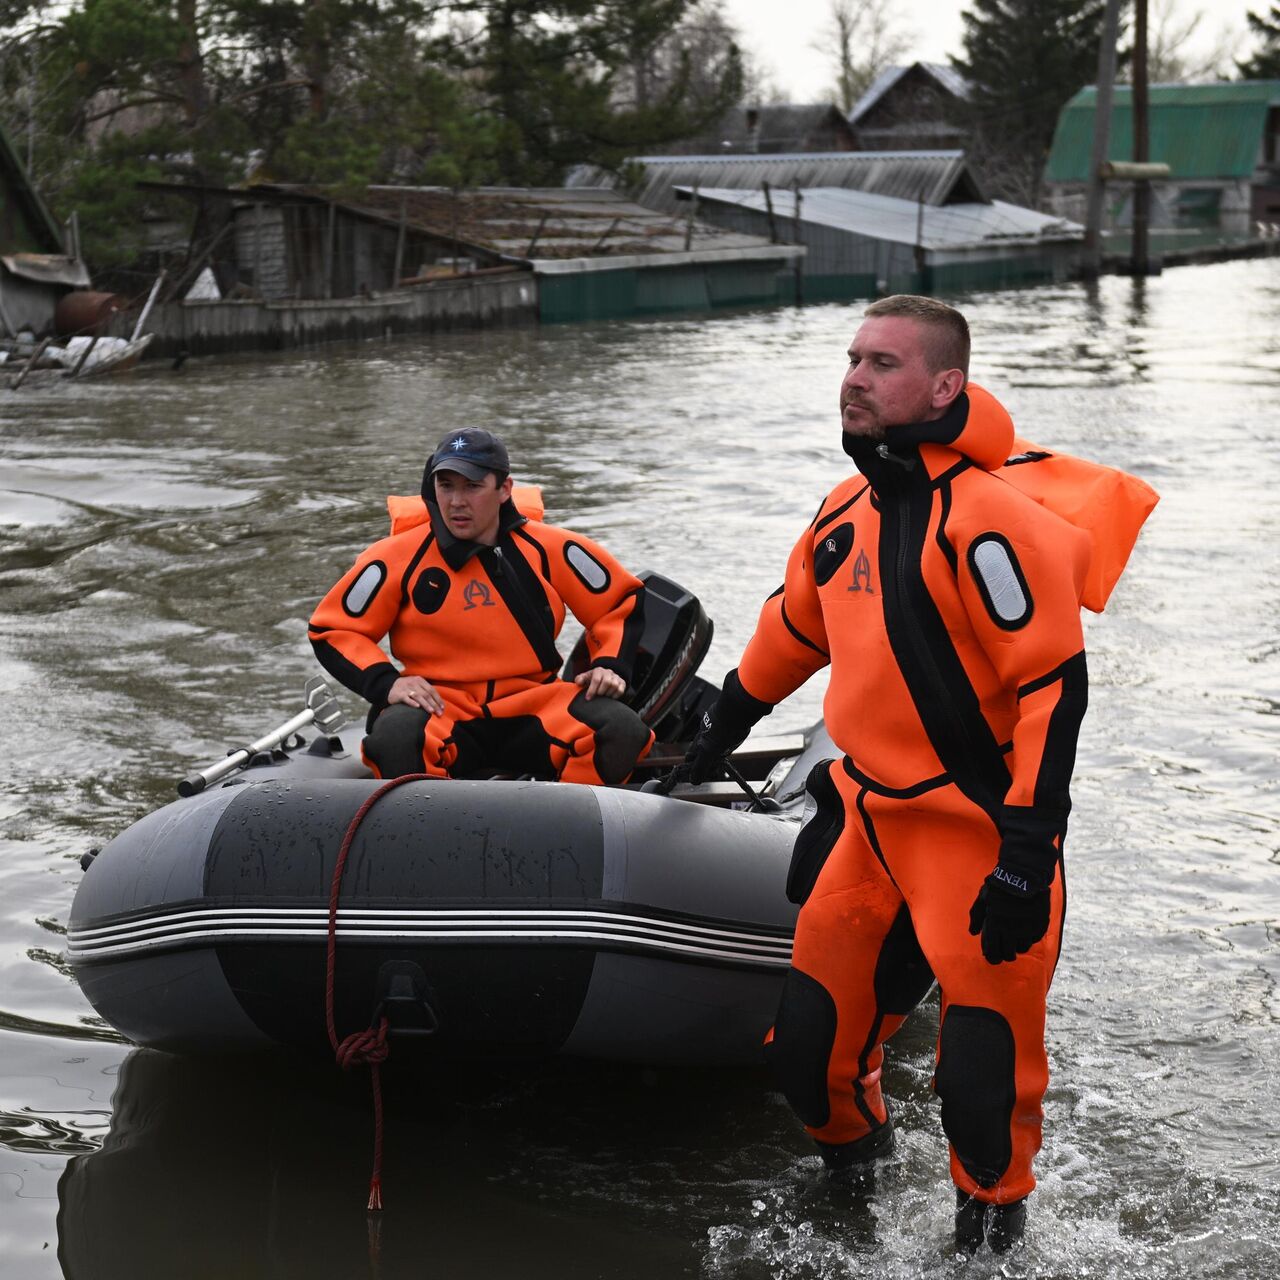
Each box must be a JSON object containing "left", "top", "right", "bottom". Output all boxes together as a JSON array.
[
  {"left": 83, "top": 92, "right": 186, "bottom": 126},
  {"left": 812, "top": 0, "right": 914, "bottom": 114}
]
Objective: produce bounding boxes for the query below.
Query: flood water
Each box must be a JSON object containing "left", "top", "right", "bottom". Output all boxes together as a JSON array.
[{"left": 1, "top": 260, "right": 1277, "bottom": 1279}]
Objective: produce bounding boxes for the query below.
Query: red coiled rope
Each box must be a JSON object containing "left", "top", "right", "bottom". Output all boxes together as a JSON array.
[{"left": 325, "top": 773, "right": 431, "bottom": 1212}]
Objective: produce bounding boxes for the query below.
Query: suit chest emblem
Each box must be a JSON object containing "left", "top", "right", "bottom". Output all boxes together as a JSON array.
[
  {"left": 848, "top": 548, "right": 875, "bottom": 594},
  {"left": 462, "top": 579, "right": 496, "bottom": 610}
]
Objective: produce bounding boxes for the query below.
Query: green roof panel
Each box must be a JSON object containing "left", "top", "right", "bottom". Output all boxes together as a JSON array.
[{"left": 1046, "top": 81, "right": 1280, "bottom": 182}]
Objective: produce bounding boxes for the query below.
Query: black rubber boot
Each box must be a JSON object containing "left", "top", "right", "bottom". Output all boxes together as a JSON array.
[
  {"left": 955, "top": 1189, "right": 986, "bottom": 1255},
  {"left": 985, "top": 1197, "right": 1027, "bottom": 1254},
  {"left": 815, "top": 1116, "right": 895, "bottom": 1190},
  {"left": 954, "top": 1189, "right": 1028, "bottom": 1255}
]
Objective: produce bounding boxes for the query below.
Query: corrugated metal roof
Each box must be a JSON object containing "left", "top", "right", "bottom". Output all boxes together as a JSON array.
[
  {"left": 849, "top": 62, "right": 969, "bottom": 124},
  {"left": 1046, "top": 80, "right": 1280, "bottom": 182},
  {"left": 284, "top": 184, "right": 780, "bottom": 260},
  {"left": 1072, "top": 81, "right": 1280, "bottom": 107},
  {"left": 686, "top": 186, "right": 1081, "bottom": 250},
  {"left": 568, "top": 151, "right": 985, "bottom": 214}
]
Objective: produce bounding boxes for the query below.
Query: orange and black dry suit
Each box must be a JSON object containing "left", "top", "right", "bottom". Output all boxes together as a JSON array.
[
  {"left": 739, "top": 385, "right": 1115, "bottom": 1206},
  {"left": 309, "top": 493, "right": 653, "bottom": 785}
]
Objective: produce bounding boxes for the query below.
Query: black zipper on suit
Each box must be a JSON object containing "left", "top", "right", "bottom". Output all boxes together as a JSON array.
[
  {"left": 876, "top": 456, "right": 1009, "bottom": 821},
  {"left": 486, "top": 543, "right": 562, "bottom": 674}
]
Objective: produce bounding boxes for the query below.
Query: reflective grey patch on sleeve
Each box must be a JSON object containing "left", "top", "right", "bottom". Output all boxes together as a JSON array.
[
  {"left": 969, "top": 535, "right": 1032, "bottom": 629},
  {"left": 564, "top": 542, "right": 611, "bottom": 593},
  {"left": 342, "top": 561, "right": 386, "bottom": 617}
]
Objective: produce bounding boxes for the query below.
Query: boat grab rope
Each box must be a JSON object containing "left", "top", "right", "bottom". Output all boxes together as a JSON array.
[{"left": 324, "top": 773, "right": 432, "bottom": 1213}]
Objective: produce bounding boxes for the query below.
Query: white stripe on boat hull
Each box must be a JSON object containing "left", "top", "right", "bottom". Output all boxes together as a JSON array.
[{"left": 68, "top": 905, "right": 793, "bottom": 968}]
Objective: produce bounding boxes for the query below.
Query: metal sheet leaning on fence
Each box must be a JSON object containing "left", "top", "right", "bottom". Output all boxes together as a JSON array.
[
  {"left": 684, "top": 297, "right": 1158, "bottom": 1257},
  {"left": 309, "top": 427, "right": 653, "bottom": 787}
]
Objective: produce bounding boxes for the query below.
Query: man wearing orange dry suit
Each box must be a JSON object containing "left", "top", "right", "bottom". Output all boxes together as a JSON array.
[
  {"left": 310, "top": 428, "right": 653, "bottom": 786},
  {"left": 686, "top": 296, "right": 1091, "bottom": 1254}
]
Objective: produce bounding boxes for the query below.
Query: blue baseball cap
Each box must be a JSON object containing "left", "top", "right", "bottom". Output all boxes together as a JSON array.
[{"left": 429, "top": 428, "right": 510, "bottom": 482}]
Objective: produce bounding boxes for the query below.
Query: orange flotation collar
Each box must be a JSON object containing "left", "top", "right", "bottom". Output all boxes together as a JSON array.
[
  {"left": 960, "top": 382, "right": 1158, "bottom": 613},
  {"left": 386, "top": 485, "right": 546, "bottom": 536},
  {"left": 994, "top": 437, "right": 1158, "bottom": 614}
]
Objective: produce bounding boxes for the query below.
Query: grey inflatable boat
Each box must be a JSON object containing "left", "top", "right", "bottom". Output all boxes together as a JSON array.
[{"left": 69, "top": 576, "right": 834, "bottom": 1066}]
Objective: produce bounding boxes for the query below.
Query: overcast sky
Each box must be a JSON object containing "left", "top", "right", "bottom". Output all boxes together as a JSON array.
[{"left": 721, "top": 0, "right": 1260, "bottom": 102}]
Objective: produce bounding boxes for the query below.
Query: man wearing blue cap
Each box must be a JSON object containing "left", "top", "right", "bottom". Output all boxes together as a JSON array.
[{"left": 310, "top": 427, "right": 653, "bottom": 785}]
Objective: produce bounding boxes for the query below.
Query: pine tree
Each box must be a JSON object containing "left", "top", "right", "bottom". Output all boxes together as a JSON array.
[
  {"left": 952, "top": 0, "right": 1110, "bottom": 207},
  {"left": 453, "top": 1, "right": 742, "bottom": 185},
  {"left": 1238, "top": 5, "right": 1280, "bottom": 80}
]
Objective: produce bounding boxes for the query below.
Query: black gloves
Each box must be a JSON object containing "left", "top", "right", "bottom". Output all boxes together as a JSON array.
[
  {"left": 968, "top": 807, "right": 1064, "bottom": 965},
  {"left": 968, "top": 877, "right": 1051, "bottom": 964},
  {"left": 684, "top": 669, "right": 773, "bottom": 785}
]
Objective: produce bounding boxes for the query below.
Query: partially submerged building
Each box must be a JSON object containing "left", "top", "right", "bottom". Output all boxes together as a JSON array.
[
  {"left": 1044, "top": 81, "right": 1280, "bottom": 238},
  {"left": 572, "top": 149, "right": 1078, "bottom": 298},
  {"left": 125, "top": 182, "right": 803, "bottom": 351},
  {"left": 239, "top": 183, "right": 799, "bottom": 321},
  {"left": 685, "top": 186, "right": 1082, "bottom": 298}
]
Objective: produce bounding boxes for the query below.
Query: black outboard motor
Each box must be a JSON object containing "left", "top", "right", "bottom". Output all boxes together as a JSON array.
[{"left": 562, "top": 572, "right": 714, "bottom": 743}]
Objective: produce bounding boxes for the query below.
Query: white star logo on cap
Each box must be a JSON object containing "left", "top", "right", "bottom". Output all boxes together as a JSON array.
[{"left": 450, "top": 437, "right": 466, "bottom": 451}]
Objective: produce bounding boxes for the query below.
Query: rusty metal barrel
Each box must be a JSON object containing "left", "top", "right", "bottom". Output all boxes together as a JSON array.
[{"left": 55, "top": 290, "right": 124, "bottom": 336}]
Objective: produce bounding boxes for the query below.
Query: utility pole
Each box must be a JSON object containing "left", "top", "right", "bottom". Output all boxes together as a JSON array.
[
  {"left": 1131, "top": 0, "right": 1152, "bottom": 276},
  {"left": 1083, "top": 0, "right": 1123, "bottom": 277}
]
